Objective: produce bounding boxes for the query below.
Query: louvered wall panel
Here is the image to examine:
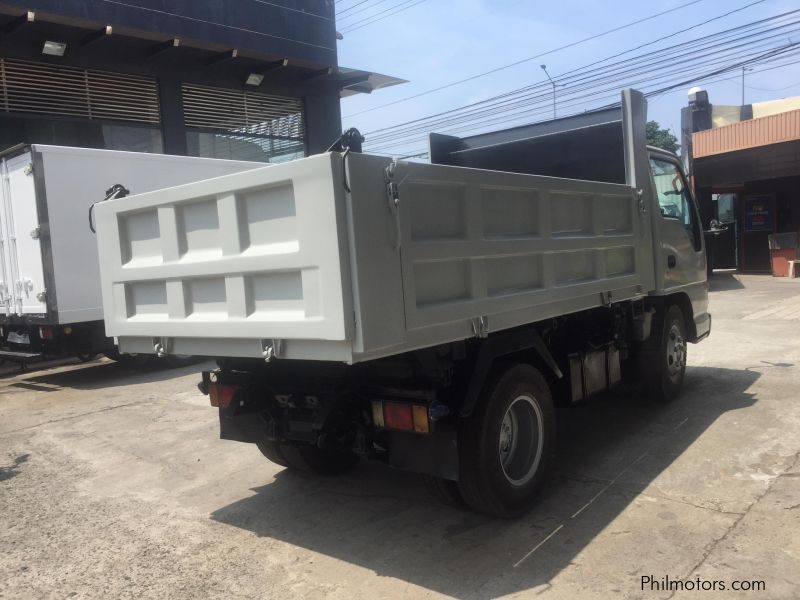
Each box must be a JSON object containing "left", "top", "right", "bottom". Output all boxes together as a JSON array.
[
  {"left": 182, "top": 84, "right": 305, "bottom": 141},
  {"left": 0, "top": 58, "right": 160, "bottom": 124}
]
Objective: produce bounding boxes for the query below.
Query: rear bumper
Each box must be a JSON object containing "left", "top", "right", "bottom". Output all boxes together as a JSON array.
[{"left": 0, "top": 349, "right": 42, "bottom": 362}]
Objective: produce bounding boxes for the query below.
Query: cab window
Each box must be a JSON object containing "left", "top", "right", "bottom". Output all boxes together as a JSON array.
[{"left": 650, "top": 157, "right": 702, "bottom": 251}]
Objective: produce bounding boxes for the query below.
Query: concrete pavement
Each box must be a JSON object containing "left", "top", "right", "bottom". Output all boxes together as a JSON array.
[{"left": 1, "top": 273, "right": 798, "bottom": 599}]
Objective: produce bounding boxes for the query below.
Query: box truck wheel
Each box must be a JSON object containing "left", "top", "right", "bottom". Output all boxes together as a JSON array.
[
  {"left": 639, "top": 304, "right": 687, "bottom": 401},
  {"left": 457, "top": 364, "right": 555, "bottom": 517}
]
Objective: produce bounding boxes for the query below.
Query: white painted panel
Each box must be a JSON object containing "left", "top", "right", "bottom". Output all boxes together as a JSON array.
[
  {"left": 103, "top": 152, "right": 656, "bottom": 363},
  {"left": 34, "top": 145, "right": 263, "bottom": 323},
  {"left": 1, "top": 152, "right": 47, "bottom": 315},
  {"left": 97, "top": 153, "right": 351, "bottom": 346}
]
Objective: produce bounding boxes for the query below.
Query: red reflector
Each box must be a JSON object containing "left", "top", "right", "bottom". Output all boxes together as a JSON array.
[
  {"left": 209, "top": 382, "right": 237, "bottom": 408},
  {"left": 384, "top": 402, "right": 414, "bottom": 431},
  {"left": 39, "top": 326, "right": 54, "bottom": 340}
]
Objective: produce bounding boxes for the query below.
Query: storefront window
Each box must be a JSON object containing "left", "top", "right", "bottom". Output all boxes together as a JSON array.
[
  {"left": 712, "top": 193, "right": 736, "bottom": 224},
  {"left": 0, "top": 114, "right": 164, "bottom": 154},
  {"left": 186, "top": 131, "right": 304, "bottom": 163}
]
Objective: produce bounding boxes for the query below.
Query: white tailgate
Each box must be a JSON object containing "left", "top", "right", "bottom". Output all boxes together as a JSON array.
[
  {"left": 97, "top": 153, "right": 351, "bottom": 345},
  {"left": 0, "top": 152, "right": 48, "bottom": 316}
]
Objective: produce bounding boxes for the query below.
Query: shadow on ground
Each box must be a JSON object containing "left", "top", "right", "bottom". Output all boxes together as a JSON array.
[
  {"left": 6, "top": 358, "right": 211, "bottom": 391},
  {"left": 709, "top": 271, "right": 745, "bottom": 292},
  {"left": 210, "top": 366, "right": 758, "bottom": 598}
]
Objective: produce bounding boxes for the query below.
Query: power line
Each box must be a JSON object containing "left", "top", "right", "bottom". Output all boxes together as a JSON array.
[
  {"left": 361, "top": 10, "right": 799, "bottom": 143},
  {"left": 340, "top": 0, "right": 427, "bottom": 33},
  {"left": 365, "top": 45, "right": 800, "bottom": 152},
  {"left": 362, "top": 20, "right": 800, "bottom": 154},
  {"left": 337, "top": 0, "right": 392, "bottom": 20},
  {"left": 336, "top": 0, "right": 382, "bottom": 17},
  {"left": 344, "top": 0, "right": 760, "bottom": 118},
  {"left": 98, "top": 0, "right": 336, "bottom": 50},
  {"left": 366, "top": 50, "right": 800, "bottom": 155},
  {"left": 370, "top": 53, "right": 800, "bottom": 157}
]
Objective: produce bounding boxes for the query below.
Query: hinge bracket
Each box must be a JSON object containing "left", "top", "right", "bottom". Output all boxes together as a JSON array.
[
  {"left": 262, "top": 339, "right": 284, "bottom": 362},
  {"left": 385, "top": 161, "right": 401, "bottom": 250},
  {"left": 471, "top": 315, "right": 489, "bottom": 338}
]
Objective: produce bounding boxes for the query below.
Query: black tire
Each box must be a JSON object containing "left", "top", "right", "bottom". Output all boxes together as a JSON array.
[
  {"left": 457, "top": 363, "right": 556, "bottom": 518},
  {"left": 278, "top": 444, "right": 360, "bottom": 476},
  {"left": 163, "top": 355, "right": 200, "bottom": 368},
  {"left": 255, "top": 439, "right": 290, "bottom": 468},
  {"left": 639, "top": 304, "right": 687, "bottom": 402},
  {"left": 104, "top": 352, "right": 150, "bottom": 367},
  {"left": 423, "top": 475, "right": 466, "bottom": 508}
]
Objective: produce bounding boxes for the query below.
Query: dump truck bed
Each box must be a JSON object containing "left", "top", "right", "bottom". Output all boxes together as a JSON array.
[{"left": 97, "top": 150, "right": 653, "bottom": 363}]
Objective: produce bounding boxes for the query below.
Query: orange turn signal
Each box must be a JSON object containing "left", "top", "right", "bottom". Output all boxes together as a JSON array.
[{"left": 374, "top": 401, "right": 430, "bottom": 434}]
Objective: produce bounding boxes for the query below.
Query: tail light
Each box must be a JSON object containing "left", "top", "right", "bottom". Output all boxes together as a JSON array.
[
  {"left": 38, "top": 326, "right": 54, "bottom": 340},
  {"left": 208, "top": 382, "right": 237, "bottom": 408},
  {"left": 373, "top": 401, "right": 430, "bottom": 434}
]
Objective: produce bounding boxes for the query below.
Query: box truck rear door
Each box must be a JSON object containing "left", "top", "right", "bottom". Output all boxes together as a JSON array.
[{"left": 1, "top": 152, "right": 48, "bottom": 316}]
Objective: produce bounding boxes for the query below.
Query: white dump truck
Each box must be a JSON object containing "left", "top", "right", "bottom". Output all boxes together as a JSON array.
[
  {"left": 0, "top": 145, "right": 257, "bottom": 365},
  {"left": 95, "top": 90, "right": 710, "bottom": 516}
]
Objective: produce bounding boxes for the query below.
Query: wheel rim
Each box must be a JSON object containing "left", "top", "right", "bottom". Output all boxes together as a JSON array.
[
  {"left": 666, "top": 323, "right": 686, "bottom": 377},
  {"left": 498, "top": 394, "right": 544, "bottom": 487}
]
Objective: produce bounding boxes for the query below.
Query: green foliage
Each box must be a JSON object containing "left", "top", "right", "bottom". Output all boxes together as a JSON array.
[{"left": 646, "top": 120, "right": 680, "bottom": 153}]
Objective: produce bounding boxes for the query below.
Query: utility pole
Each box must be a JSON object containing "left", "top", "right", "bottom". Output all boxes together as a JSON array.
[
  {"left": 541, "top": 64, "right": 556, "bottom": 119},
  {"left": 741, "top": 66, "right": 753, "bottom": 105}
]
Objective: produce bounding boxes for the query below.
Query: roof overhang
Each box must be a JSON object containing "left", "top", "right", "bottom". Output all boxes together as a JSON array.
[
  {"left": 693, "top": 109, "right": 800, "bottom": 159},
  {"left": 0, "top": 3, "right": 406, "bottom": 97}
]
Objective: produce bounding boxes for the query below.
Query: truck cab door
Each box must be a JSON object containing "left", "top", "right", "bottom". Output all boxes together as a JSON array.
[{"left": 648, "top": 152, "right": 707, "bottom": 295}]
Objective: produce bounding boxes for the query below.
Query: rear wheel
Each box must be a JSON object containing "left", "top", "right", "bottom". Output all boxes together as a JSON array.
[
  {"left": 278, "top": 444, "right": 360, "bottom": 476},
  {"left": 457, "top": 364, "right": 555, "bottom": 518},
  {"left": 256, "top": 435, "right": 359, "bottom": 476},
  {"left": 255, "top": 439, "right": 289, "bottom": 468},
  {"left": 423, "top": 475, "right": 466, "bottom": 508},
  {"left": 639, "top": 304, "right": 687, "bottom": 401}
]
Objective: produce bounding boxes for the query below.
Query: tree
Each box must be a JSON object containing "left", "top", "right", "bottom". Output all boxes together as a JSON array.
[{"left": 646, "top": 120, "right": 680, "bottom": 153}]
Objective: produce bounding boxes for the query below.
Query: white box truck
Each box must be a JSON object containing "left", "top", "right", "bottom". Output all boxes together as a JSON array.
[
  {"left": 0, "top": 145, "right": 258, "bottom": 365},
  {"left": 95, "top": 90, "right": 710, "bottom": 516}
]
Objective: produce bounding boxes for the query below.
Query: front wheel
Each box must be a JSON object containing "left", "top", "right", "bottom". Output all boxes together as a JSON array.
[
  {"left": 457, "top": 364, "right": 556, "bottom": 518},
  {"left": 639, "top": 304, "right": 687, "bottom": 402}
]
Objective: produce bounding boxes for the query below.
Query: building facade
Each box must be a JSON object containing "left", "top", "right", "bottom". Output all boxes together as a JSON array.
[
  {"left": 682, "top": 90, "right": 800, "bottom": 273},
  {"left": 0, "top": 1, "right": 399, "bottom": 161}
]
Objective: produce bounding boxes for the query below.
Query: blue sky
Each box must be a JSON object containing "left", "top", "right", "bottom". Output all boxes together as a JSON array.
[{"left": 336, "top": 0, "right": 800, "bottom": 155}]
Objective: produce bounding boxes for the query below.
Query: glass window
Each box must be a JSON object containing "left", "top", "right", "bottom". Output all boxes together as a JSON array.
[
  {"left": 0, "top": 114, "right": 163, "bottom": 154},
  {"left": 186, "top": 131, "right": 304, "bottom": 163},
  {"left": 712, "top": 193, "right": 735, "bottom": 223},
  {"left": 650, "top": 157, "right": 702, "bottom": 250}
]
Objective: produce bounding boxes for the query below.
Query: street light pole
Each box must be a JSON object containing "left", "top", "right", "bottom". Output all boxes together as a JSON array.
[{"left": 541, "top": 64, "right": 556, "bottom": 119}]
